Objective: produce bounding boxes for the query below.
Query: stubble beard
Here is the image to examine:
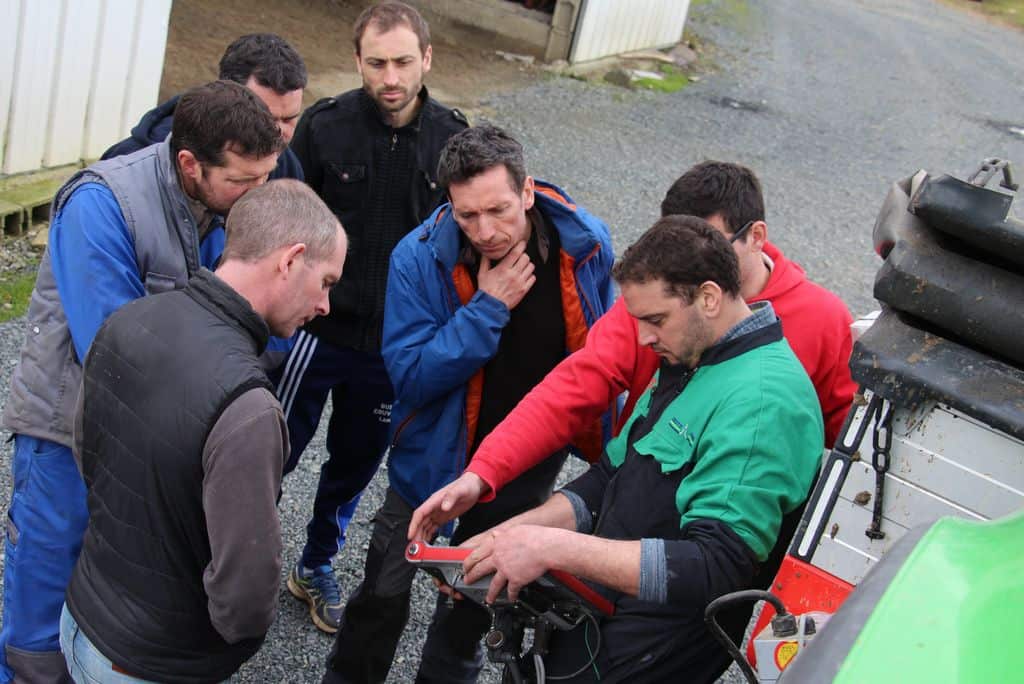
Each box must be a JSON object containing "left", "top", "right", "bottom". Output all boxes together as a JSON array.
[
  {"left": 194, "top": 180, "right": 231, "bottom": 216},
  {"left": 366, "top": 71, "right": 423, "bottom": 123}
]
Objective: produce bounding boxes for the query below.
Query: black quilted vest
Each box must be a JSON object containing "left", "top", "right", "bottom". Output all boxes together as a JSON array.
[{"left": 67, "top": 269, "right": 272, "bottom": 683}]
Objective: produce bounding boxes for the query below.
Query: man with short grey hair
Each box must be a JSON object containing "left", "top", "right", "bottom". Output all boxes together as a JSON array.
[
  {"left": 60, "top": 180, "right": 346, "bottom": 683},
  {"left": 221, "top": 180, "right": 342, "bottom": 264}
]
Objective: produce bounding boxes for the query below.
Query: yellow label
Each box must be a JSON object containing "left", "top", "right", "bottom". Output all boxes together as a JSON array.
[{"left": 774, "top": 641, "right": 799, "bottom": 670}]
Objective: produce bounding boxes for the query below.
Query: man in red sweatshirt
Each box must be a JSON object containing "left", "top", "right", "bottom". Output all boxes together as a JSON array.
[{"left": 409, "top": 160, "right": 856, "bottom": 541}]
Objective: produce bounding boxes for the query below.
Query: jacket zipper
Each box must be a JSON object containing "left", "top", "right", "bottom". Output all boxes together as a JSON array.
[
  {"left": 573, "top": 241, "right": 603, "bottom": 323},
  {"left": 389, "top": 410, "right": 417, "bottom": 450},
  {"left": 443, "top": 262, "right": 474, "bottom": 474},
  {"left": 592, "top": 368, "right": 694, "bottom": 535}
]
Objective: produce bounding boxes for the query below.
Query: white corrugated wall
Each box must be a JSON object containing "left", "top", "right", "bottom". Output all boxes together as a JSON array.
[
  {"left": 1, "top": 0, "right": 172, "bottom": 176},
  {"left": 569, "top": 0, "right": 691, "bottom": 64}
]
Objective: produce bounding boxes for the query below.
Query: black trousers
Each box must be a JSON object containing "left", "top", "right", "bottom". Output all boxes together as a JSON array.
[{"left": 323, "top": 451, "right": 567, "bottom": 684}]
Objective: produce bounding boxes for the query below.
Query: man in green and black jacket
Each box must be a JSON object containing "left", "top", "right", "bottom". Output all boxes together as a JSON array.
[{"left": 462, "top": 215, "right": 824, "bottom": 683}]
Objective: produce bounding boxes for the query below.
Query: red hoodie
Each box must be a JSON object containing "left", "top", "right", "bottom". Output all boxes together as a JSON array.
[{"left": 468, "top": 242, "right": 856, "bottom": 498}]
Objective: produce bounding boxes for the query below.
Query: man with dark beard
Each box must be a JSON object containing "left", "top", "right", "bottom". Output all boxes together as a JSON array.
[
  {"left": 462, "top": 217, "right": 823, "bottom": 682},
  {"left": 275, "top": 1, "right": 467, "bottom": 633}
]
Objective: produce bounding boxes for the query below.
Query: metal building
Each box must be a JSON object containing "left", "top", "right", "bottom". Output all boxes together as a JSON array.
[
  {"left": 569, "top": 0, "right": 692, "bottom": 64},
  {"left": 0, "top": 0, "right": 689, "bottom": 180},
  {"left": 1, "top": 0, "right": 172, "bottom": 177}
]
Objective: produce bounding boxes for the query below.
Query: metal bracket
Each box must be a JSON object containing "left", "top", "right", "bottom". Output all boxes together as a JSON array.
[{"left": 967, "top": 158, "right": 1019, "bottom": 192}]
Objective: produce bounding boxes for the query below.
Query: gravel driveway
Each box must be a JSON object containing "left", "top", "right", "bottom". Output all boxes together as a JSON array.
[{"left": 2, "top": 0, "right": 1022, "bottom": 682}]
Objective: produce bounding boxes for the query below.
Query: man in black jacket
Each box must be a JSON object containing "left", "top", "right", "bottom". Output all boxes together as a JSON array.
[
  {"left": 102, "top": 33, "right": 306, "bottom": 181},
  {"left": 61, "top": 180, "right": 345, "bottom": 683},
  {"left": 275, "top": 1, "right": 468, "bottom": 633}
]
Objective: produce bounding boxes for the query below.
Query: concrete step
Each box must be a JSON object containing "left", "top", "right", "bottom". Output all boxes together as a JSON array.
[
  {"left": 0, "top": 178, "right": 64, "bottom": 238},
  {"left": 0, "top": 198, "right": 26, "bottom": 237}
]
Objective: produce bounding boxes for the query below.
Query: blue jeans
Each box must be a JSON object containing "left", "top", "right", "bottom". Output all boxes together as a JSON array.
[
  {"left": 271, "top": 332, "right": 392, "bottom": 569},
  {"left": 0, "top": 435, "right": 88, "bottom": 683},
  {"left": 59, "top": 604, "right": 160, "bottom": 684}
]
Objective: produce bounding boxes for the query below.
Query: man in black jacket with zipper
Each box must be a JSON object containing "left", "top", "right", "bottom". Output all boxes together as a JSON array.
[{"left": 275, "top": 1, "right": 468, "bottom": 633}]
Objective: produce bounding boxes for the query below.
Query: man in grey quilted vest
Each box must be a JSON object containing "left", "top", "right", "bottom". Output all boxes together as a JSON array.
[
  {"left": 62, "top": 180, "right": 345, "bottom": 683},
  {"left": 0, "top": 80, "right": 282, "bottom": 683}
]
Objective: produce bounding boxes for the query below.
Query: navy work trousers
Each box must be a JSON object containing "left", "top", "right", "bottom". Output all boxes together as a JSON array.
[{"left": 272, "top": 330, "right": 393, "bottom": 569}]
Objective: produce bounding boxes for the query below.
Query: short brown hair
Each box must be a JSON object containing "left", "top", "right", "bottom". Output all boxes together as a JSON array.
[
  {"left": 660, "top": 161, "right": 765, "bottom": 240},
  {"left": 218, "top": 33, "right": 307, "bottom": 94},
  {"left": 171, "top": 80, "right": 283, "bottom": 167},
  {"left": 438, "top": 125, "right": 526, "bottom": 193},
  {"left": 613, "top": 215, "right": 741, "bottom": 301},
  {"left": 223, "top": 179, "right": 344, "bottom": 264},
  {"left": 353, "top": 2, "right": 430, "bottom": 56}
]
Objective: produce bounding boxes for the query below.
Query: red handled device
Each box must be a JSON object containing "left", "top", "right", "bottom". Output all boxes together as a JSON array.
[{"left": 405, "top": 541, "right": 614, "bottom": 617}]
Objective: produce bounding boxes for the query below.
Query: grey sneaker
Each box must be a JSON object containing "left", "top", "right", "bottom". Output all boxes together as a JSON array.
[{"left": 287, "top": 563, "right": 343, "bottom": 633}]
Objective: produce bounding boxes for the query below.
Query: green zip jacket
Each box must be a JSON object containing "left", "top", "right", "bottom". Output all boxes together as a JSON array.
[
  {"left": 560, "top": 311, "right": 825, "bottom": 681},
  {"left": 605, "top": 333, "right": 823, "bottom": 560}
]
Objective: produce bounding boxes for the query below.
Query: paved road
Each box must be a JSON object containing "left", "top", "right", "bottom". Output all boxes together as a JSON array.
[{"left": 1, "top": 0, "right": 1022, "bottom": 682}]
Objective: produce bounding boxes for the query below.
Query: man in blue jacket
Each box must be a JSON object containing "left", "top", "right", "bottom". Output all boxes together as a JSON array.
[
  {"left": 323, "top": 124, "right": 615, "bottom": 683},
  {"left": 102, "top": 33, "right": 305, "bottom": 182},
  {"left": 0, "top": 80, "right": 282, "bottom": 683}
]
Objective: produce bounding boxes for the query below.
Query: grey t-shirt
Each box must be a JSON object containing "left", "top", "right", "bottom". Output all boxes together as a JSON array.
[{"left": 201, "top": 387, "right": 287, "bottom": 643}]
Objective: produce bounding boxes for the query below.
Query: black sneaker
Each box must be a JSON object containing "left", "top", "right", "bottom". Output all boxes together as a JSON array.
[{"left": 287, "top": 563, "right": 343, "bottom": 633}]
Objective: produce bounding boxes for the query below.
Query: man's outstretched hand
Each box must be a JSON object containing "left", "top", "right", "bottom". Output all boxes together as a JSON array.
[{"left": 408, "top": 471, "right": 491, "bottom": 541}]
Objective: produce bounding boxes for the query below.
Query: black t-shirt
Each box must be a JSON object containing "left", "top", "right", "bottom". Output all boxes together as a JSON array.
[
  {"left": 453, "top": 208, "right": 569, "bottom": 540},
  {"left": 472, "top": 209, "right": 566, "bottom": 451}
]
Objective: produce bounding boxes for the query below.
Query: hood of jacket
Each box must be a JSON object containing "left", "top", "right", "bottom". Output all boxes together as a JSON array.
[
  {"left": 754, "top": 241, "right": 806, "bottom": 304},
  {"left": 128, "top": 95, "right": 179, "bottom": 149}
]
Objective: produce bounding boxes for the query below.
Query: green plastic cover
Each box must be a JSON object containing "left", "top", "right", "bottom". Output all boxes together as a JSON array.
[{"left": 835, "top": 511, "right": 1024, "bottom": 682}]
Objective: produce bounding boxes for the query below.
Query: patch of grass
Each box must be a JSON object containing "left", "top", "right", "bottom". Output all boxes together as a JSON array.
[
  {"left": 712, "top": 0, "right": 750, "bottom": 14},
  {"left": 0, "top": 270, "right": 36, "bottom": 323},
  {"left": 945, "top": 0, "right": 1024, "bottom": 29},
  {"left": 634, "top": 64, "right": 691, "bottom": 93},
  {"left": 690, "top": 0, "right": 752, "bottom": 25}
]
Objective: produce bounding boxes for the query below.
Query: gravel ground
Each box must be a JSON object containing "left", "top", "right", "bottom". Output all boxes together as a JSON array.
[
  {"left": 0, "top": 239, "right": 38, "bottom": 277},
  {"left": 2, "top": 0, "right": 1024, "bottom": 682}
]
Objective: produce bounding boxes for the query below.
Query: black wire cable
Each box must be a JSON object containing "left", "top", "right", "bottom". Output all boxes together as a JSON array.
[
  {"left": 506, "top": 660, "right": 525, "bottom": 684},
  {"left": 704, "top": 590, "right": 791, "bottom": 684},
  {"left": 546, "top": 611, "right": 602, "bottom": 681}
]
